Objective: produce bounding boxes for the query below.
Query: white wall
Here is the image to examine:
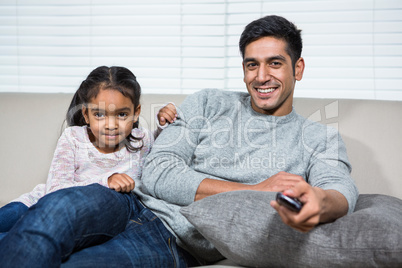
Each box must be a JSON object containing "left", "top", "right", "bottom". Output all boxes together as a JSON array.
[{"left": 0, "top": 0, "right": 401, "bottom": 100}]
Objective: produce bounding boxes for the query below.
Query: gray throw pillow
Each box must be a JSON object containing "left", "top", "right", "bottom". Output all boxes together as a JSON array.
[{"left": 180, "top": 191, "right": 402, "bottom": 267}]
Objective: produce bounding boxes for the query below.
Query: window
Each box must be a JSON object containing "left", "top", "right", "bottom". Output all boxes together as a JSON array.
[{"left": 1, "top": 0, "right": 401, "bottom": 100}]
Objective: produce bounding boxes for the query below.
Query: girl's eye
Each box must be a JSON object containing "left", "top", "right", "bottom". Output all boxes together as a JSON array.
[{"left": 94, "top": 113, "right": 105, "bottom": 118}]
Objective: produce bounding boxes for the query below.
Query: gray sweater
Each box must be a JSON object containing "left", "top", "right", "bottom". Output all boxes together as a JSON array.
[{"left": 138, "top": 88, "right": 359, "bottom": 263}]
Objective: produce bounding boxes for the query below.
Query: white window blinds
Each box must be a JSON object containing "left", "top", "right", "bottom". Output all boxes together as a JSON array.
[{"left": 1, "top": 0, "right": 401, "bottom": 100}]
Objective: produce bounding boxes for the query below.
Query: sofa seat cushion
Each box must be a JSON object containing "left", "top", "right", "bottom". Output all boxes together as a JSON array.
[{"left": 181, "top": 191, "right": 402, "bottom": 267}]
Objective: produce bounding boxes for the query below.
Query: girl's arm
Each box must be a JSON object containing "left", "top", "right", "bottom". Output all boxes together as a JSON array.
[
  {"left": 13, "top": 127, "right": 93, "bottom": 206},
  {"left": 45, "top": 128, "right": 79, "bottom": 194},
  {"left": 45, "top": 127, "right": 113, "bottom": 193}
]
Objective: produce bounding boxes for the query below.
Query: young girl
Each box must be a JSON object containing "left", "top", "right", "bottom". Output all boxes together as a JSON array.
[{"left": 0, "top": 66, "right": 177, "bottom": 232}]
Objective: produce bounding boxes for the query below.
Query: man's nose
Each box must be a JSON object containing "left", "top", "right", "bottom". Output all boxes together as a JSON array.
[{"left": 256, "top": 66, "right": 271, "bottom": 83}]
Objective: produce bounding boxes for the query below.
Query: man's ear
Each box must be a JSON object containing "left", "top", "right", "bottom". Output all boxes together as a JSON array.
[
  {"left": 134, "top": 104, "right": 141, "bottom": 122},
  {"left": 242, "top": 61, "right": 246, "bottom": 83},
  {"left": 82, "top": 105, "right": 89, "bottom": 124},
  {"left": 295, "top": 57, "right": 305, "bottom": 81}
]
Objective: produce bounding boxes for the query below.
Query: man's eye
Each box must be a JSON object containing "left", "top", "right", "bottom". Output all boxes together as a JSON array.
[
  {"left": 117, "top": 112, "right": 128, "bottom": 118},
  {"left": 246, "top": 63, "right": 257, "bottom": 69},
  {"left": 271, "top": 61, "right": 282, "bottom": 67}
]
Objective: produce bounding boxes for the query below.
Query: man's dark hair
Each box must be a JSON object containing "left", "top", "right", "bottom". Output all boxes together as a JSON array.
[{"left": 239, "top": 15, "right": 303, "bottom": 69}]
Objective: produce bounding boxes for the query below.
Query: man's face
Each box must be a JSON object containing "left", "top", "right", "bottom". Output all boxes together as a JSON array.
[{"left": 242, "top": 36, "right": 304, "bottom": 116}]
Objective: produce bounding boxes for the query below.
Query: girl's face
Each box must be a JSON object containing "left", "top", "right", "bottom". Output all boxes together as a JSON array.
[{"left": 82, "top": 89, "right": 141, "bottom": 154}]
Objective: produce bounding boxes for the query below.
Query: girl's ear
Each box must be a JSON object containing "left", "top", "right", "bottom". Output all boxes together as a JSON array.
[
  {"left": 82, "top": 105, "right": 90, "bottom": 124},
  {"left": 133, "top": 104, "right": 141, "bottom": 123}
]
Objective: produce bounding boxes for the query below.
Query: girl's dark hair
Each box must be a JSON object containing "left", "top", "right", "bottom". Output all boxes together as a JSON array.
[
  {"left": 239, "top": 15, "right": 303, "bottom": 74},
  {"left": 66, "top": 66, "right": 143, "bottom": 152}
]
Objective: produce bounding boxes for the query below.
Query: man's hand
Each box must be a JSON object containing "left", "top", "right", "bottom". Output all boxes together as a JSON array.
[
  {"left": 157, "top": 103, "right": 177, "bottom": 126},
  {"left": 108, "top": 173, "right": 135, "bottom": 193},
  {"left": 270, "top": 180, "right": 349, "bottom": 232},
  {"left": 251, "top": 171, "right": 304, "bottom": 192}
]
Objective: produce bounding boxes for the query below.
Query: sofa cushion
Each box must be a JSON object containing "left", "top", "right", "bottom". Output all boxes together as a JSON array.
[{"left": 180, "top": 191, "right": 402, "bottom": 267}]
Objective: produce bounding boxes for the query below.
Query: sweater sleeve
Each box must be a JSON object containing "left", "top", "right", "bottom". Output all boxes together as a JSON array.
[
  {"left": 304, "top": 124, "right": 359, "bottom": 214},
  {"left": 141, "top": 91, "right": 210, "bottom": 206},
  {"left": 45, "top": 128, "right": 81, "bottom": 194}
]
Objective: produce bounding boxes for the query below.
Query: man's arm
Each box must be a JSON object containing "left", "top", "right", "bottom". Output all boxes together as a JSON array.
[
  {"left": 141, "top": 90, "right": 214, "bottom": 206},
  {"left": 195, "top": 172, "right": 305, "bottom": 201},
  {"left": 270, "top": 124, "right": 358, "bottom": 232}
]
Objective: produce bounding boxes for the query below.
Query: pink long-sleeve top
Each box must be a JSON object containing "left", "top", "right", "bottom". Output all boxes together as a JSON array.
[{"left": 13, "top": 125, "right": 154, "bottom": 207}]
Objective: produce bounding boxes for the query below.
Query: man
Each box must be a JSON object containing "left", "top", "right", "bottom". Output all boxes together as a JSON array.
[
  {"left": 140, "top": 14, "right": 358, "bottom": 263},
  {"left": 0, "top": 15, "right": 358, "bottom": 267}
]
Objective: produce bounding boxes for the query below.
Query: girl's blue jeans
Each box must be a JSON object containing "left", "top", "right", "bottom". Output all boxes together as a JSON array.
[
  {"left": 0, "top": 201, "right": 28, "bottom": 232},
  {"left": 0, "top": 184, "right": 196, "bottom": 267}
]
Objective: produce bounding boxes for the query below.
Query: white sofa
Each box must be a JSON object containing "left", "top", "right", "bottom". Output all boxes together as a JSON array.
[{"left": 1, "top": 92, "right": 401, "bottom": 267}]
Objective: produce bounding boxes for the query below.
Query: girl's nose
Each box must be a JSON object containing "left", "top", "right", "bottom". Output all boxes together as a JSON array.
[{"left": 106, "top": 116, "right": 118, "bottom": 129}]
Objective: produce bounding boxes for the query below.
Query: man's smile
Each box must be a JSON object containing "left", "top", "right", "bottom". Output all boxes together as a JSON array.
[
  {"left": 256, "top": 87, "right": 277, "bottom": 94},
  {"left": 253, "top": 82, "right": 280, "bottom": 96}
]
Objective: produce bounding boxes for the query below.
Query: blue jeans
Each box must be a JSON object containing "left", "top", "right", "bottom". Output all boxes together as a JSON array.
[
  {"left": 0, "top": 201, "right": 28, "bottom": 232},
  {"left": 0, "top": 184, "right": 195, "bottom": 267}
]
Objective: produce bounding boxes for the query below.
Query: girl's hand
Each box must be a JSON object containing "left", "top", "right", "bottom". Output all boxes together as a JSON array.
[
  {"left": 157, "top": 103, "right": 177, "bottom": 126},
  {"left": 108, "top": 173, "right": 135, "bottom": 193}
]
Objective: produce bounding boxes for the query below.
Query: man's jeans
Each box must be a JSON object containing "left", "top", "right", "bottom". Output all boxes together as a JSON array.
[{"left": 0, "top": 184, "right": 192, "bottom": 267}]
